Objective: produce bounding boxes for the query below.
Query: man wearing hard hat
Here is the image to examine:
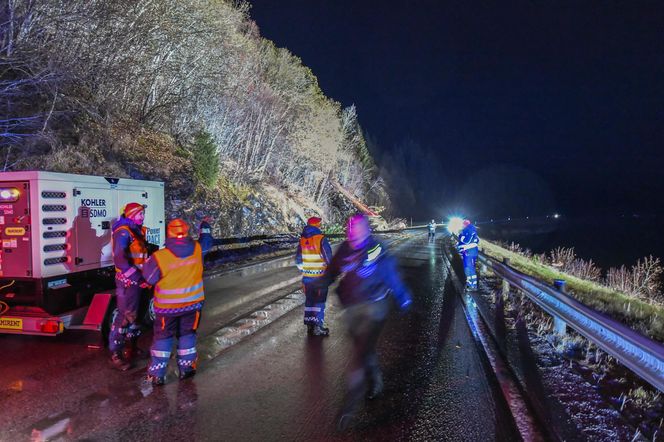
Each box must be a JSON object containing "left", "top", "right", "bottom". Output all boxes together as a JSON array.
[
  {"left": 140, "top": 219, "right": 205, "bottom": 386},
  {"left": 109, "top": 202, "right": 151, "bottom": 371}
]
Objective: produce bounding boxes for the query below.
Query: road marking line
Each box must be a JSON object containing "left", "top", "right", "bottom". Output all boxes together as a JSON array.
[{"left": 199, "top": 288, "right": 305, "bottom": 361}]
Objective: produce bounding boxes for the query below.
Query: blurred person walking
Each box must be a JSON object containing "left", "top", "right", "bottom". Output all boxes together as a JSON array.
[{"left": 316, "top": 214, "right": 412, "bottom": 430}]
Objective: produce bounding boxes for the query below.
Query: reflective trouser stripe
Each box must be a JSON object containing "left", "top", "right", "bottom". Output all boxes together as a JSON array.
[
  {"left": 177, "top": 334, "right": 198, "bottom": 374},
  {"left": 149, "top": 337, "right": 174, "bottom": 377},
  {"left": 177, "top": 347, "right": 197, "bottom": 356},
  {"left": 151, "top": 350, "right": 171, "bottom": 358},
  {"left": 304, "top": 307, "right": 322, "bottom": 312}
]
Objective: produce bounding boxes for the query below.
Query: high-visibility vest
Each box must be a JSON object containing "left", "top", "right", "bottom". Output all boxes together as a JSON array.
[
  {"left": 299, "top": 234, "right": 327, "bottom": 278},
  {"left": 153, "top": 242, "right": 204, "bottom": 311},
  {"left": 113, "top": 225, "right": 148, "bottom": 271}
]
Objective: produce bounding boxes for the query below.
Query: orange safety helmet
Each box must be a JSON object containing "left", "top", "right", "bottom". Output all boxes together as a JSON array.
[
  {"left": 167, "top": 218, "right": 190, "bottom": 239},
  {"left": 123, "top": 202, "right": 145, "bottom": 218},
  {"left": 307, "top": 217, "right": 322, "bottom": 227}
]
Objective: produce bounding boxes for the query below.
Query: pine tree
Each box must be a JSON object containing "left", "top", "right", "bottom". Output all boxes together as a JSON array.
[{"left": 192, "top": 130, "right": 219, "bottom": 187}]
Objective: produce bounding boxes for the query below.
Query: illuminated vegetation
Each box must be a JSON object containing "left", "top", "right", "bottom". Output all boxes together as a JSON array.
[
  {"left": 481, "top": 240, "right": 664, "bottom": 342},
  {"left": 1, "top": 0, "right": 389, "bottom": 230}
]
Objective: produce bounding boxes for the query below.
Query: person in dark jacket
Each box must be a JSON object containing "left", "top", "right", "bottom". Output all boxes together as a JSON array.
[
  {"left": 108, "top": 202, "right": 152, "bottom": 371},
  {"left": 317, "top": 213, "right": 412, "bottom": 430},
  {"left": 198, "top": 216, "right": 221, "bottom": 254},
  {"left": 141, "top": 219, "right": 206, "bottom": 386},
  {"left": 295, "top": 217, "right": 333, "bottom": 336}
]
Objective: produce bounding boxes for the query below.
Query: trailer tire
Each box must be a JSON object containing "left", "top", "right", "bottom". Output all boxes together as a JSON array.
[
  {"left": 142, "top": 297, "right": 155, "bottom": 328},
  {"left": 101, "top": 298, "right": 118, "bottom": 346}
]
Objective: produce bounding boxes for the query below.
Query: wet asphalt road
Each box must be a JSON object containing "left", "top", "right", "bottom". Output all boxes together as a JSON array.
[{"left": 0, "top": 233, "right": 519, "bottom": 441}]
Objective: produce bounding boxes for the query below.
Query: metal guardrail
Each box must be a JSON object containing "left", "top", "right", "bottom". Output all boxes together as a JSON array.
[{"left": 478, "top": 253, "right": 664, "bottom": 393}]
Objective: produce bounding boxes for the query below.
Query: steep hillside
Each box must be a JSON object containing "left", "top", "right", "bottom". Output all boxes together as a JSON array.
[{"left": 1, "top": 0, "right": 389, "bottom": 235}]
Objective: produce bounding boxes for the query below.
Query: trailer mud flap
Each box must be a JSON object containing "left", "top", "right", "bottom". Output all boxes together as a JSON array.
[{"left": 82, "top": 292, "right": 112, "bottom": 329}]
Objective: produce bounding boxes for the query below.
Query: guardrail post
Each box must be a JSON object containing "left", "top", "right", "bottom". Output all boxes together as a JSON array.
[
  {"left": 501, "top": 258, "right": 511, "bottom": 299},
  {"left": 552, "top": 279, "right": 568, "bottom": 335}
]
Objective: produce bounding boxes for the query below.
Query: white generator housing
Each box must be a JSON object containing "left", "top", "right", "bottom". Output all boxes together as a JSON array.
[{"left": 0, "top": 171, "right": 165, "bottom": 280}]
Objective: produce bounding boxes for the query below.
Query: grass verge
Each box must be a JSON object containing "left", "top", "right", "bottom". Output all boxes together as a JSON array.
[{"left": 480, "top": 239, "right": 664, "bottom": 342}]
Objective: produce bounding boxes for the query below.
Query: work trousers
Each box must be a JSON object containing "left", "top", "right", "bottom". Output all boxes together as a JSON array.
[
  {"left": 342, "top": 297, "right": 390, "bottom": 414},
  {"left": 108, "top": 283, "right": 142, "bottom": 352},
  {"left": 148, "top": 309, "right": 202, "bottom": 379},
  {"left": 303, "top": 281, "right": 328, "bottom": 325},
  {"left": 463, "top": 254, "right": 478, "bottom": 289}
]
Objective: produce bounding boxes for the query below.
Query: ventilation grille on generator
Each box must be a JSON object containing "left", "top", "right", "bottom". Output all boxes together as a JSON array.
[
  {"left": 41, "top": 191, "right": 66, "bottom": 199},
  {"left": 42, "top": 204, "right": 66, "bottom": 212},
  {"left": 43, "top": 218, "right": 66, "bottom": 225},
  {"left": 43, "top": 244, "right": 68, "bottom": 252},
  {"left": 44, "top": 257, "right": 68, "bottom": 265},
  {"left": 43, "top": 231, "right": 67, "bottom": 239}
]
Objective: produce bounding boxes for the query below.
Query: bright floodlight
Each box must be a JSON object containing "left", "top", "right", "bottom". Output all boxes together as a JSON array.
[
  {"left": 447, "top": 216, "right": 465, "bottom": 234},
  {"left": 554, "top": 213, "right": 560, "bottom": 219}
]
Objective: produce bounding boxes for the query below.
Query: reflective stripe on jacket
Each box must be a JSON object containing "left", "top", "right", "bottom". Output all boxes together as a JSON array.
[
  {"left": 299, "top": 234, "right": 327, "bottom": 278},
  {"left": 457, "top": 225, "right": 480, "bottom": 257},
  {"left": 153, "top": 242, "right": 205, "bottom": 311},
  {"left": 113, "top": 225, "right": 148, "bottom": 272}
]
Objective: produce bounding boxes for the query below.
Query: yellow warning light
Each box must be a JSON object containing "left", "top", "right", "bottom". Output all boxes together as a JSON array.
[{"left": 0, "top": 188, "right": 19, "bottom": 202}]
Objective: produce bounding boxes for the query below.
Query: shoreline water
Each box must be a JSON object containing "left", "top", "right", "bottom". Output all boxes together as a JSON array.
[{"left": 479, "top": 215, "right": 664, "bottom": 271}]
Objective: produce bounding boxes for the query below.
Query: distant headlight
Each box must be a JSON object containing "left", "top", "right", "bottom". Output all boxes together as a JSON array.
[{"left": 447, "top": 216, "right": 465, "bottom": 235}]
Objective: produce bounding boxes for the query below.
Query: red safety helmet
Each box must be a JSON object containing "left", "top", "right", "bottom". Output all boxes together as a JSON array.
[
  {"left": 463, "top": 219, "right": 472, "bottom": 227},
  {"left": 167, "top": 218, "right": 190, "bottom": 239},
  {"left": 123, "top": 202, "right": 145, "bottom": 219},
  {"left": 307, "top": 217, "right": 322, "bottom": 227}
]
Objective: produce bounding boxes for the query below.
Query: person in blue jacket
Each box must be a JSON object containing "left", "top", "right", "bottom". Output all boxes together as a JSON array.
[
  {"left": 295, "top": 217, "right": 333, "bottom": 336},
  {"left": 198, "top": 216, "right": 222, "bottom": 254},
  {"left": 457, "top": 219, "right": 480, "bottom": 290},
  {"left": 317, "top": 213, "right": 412, "bottom": 430}
]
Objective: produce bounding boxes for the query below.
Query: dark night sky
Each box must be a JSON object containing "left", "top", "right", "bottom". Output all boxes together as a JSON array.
[{"left": 248, "top": 1, "right": 664, "bottom": 221}]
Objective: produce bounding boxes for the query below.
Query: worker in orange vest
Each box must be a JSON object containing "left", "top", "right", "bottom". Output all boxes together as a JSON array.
[
  {"left": 140, "top": 219, "right": 205, "bottom": 386},
  {"left": 295, "top": 216, "right": 332, "bottom": 336},
  {"left": 109, "top": 202, "right": 151, "bottom": 371}
]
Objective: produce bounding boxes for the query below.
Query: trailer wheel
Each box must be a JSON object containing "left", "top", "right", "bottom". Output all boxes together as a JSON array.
[
  {"left": 101, "top": 298, "right": 119, "bottom": 346},
  {"left": 143, "top": 298, "right": 155, "bottom": 327}
]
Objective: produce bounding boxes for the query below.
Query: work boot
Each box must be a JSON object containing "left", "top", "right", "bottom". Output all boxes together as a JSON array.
[
  {"left": 146, "top": 374, "right": 165, "bottom": 386},
  {"left": 123, "top": 339, "right": 147, "bottom": 361},
  {"left": 109, "top": 351, "right": 131, "bottom": 371},
  {"left": 179, "top": 369, "right": 197, "bottom": 381},
  {"left": 311, "top": 325, "right": 329, "bottom": 337},
  {"left": 367, "top": 371, "right": 384, "bottom": 400},
  {"left": 336, "top": 412, "right": 356, "bottom": 432},
  {"left": 337, "top": 391, "right": 361, "bottom": 432}
]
